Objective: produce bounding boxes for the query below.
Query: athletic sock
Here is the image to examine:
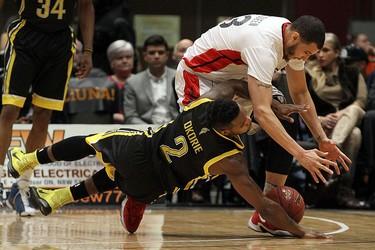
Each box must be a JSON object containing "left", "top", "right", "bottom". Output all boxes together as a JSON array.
[
  {"left": 36, "top": 147, "right": 50, "bottom": 164},
  {"left": 69, "top": 181, "right": 89, "bottom": 201}
]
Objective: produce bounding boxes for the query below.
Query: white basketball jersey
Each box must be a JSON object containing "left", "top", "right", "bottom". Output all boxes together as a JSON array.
[{"left": 182, "top": 14, "right": 304, "bottom": 85}]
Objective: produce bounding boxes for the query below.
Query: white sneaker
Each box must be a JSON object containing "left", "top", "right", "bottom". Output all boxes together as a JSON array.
[
  {"left": 19, "top": 187, "right": 36, "bottom": 216},
  {"left": 7, "top": 180, "right": 36, "bottom": 217}
]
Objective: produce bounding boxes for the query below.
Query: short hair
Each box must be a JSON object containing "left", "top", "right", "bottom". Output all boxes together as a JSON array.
[
  {"left": 143, "top": 34, "right": 169, "bottom": 52},
  {"left": 207, "top": 99, "right": 240, "bottom": 130},
  {"left": 106, "top": 40, "right": 134, "bottom": 62},
  {"left": 291, "top": 15, "right": 325, "bottom": 49}
]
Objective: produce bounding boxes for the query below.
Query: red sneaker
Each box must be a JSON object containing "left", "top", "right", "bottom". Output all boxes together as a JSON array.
[
  {"left": 247, "top": 211, "right": 293, "bottom": 236},
  {"left": 120, "top": 197, "right": 146, "bottom": 234}
]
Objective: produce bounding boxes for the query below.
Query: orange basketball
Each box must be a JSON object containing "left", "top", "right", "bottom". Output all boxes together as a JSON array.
[{"left": 266, "top": 186, "right": 305, "bottom": 223}]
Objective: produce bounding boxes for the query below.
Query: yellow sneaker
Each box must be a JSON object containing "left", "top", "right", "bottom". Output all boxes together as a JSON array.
[
  {"left": 29, "top": 186, "right": 74, "bottom": 216},
  {"left": 7, "top": 148, "right": 39, "bottom": 178}
]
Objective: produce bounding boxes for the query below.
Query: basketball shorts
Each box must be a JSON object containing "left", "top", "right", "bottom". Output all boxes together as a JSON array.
[
  {"left": 2, "top": 19, "right": 75, "bottom": 111},
  {"left": 85, "top": 128, "right": 165, "bottom": 204}
]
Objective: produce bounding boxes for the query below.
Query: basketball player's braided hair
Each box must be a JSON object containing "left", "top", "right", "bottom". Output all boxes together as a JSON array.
[{"left": 207, "top": 99, "right": 239, "bottom": 130}]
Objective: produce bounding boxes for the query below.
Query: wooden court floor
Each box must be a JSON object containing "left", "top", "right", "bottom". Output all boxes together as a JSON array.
[{"left": 1, "top": 205, "right": 375, "bottom": 250}]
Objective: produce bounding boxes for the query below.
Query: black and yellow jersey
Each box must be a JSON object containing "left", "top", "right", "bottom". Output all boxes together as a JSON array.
[
  {"left": 149, "top": 98, "right": 244, "bottom": 194},
  {"left": 16, "top": 0, "right": 77, "bottom": 32},
  {"left": 87, "top": 98, "right": 245, "bottom": 203}
]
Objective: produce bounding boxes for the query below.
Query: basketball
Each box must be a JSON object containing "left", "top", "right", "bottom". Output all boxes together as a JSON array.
[{"left": 266, "top": 186, "right": 305, "bottom": 223}]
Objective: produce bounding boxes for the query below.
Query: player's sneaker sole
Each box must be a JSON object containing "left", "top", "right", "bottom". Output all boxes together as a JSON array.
[{"left": 29, "top": 187, "right": 52, "bottom": 216}]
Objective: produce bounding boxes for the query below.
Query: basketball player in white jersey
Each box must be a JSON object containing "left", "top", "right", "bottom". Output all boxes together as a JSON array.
[{"left": 175, "top": 14, "right": 352, "bottom": 233}]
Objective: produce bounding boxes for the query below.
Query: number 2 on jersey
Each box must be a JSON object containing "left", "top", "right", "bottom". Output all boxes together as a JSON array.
[
  {"left": 160, "top": 136, "right": 188, "bottom": 163},
  {"left": 37, "top": 0, "right": 66, "bottom": 20}
]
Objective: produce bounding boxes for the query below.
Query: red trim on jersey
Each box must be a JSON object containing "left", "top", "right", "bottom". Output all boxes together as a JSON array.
[
  {"left": 182, "top": 70, "right": 200, "bottom": 106},
  {"left": 183, "top": 49, "right": 246, "bottom": 73}
]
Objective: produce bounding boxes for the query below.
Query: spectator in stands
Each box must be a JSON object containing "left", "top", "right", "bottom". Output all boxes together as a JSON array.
[
  {"left": 106, "top": 40, "right": 135, "bottom": 123},
  {"left": 343, "top": 44, "right": 375, "bottom": 206},
  {"left": 364, "top": 69, "right": 375, "bottom": 208},
  {"left": 124, "top": 35, "right": 179, "bottom": 124},
  {"left": 171, "top": 38, "right": 193, "bottom": 69},
  {"left": 347, "top": 32, "right": 375, "bottom": 77},
  {"left": 303, "top": 32, "right": 367, "bottom": 208},
  {"left": 341, "top": 44, "right": 369, "bottom": 77}
]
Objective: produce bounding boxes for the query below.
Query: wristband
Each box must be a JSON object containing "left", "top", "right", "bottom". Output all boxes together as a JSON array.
[{"left": 83, "top": 48, "right": 93, "bottom": 53}]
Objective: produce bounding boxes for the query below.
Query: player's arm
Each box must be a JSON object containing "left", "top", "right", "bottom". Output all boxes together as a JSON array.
[
  {"left": 285, "top": 66, "right": 351, "bottom": 172},
  {"left": 200, "top": 80, "right": 308, "bottom": 122},
  {"left": 285, "top": 66, "right": 327, "bottom": 143},
  {"left": 209, "top": 154, "right": 330, "bottom": 239},
  {"left": 247, "top": 75, "right": 338, "bottom": 183},
  {"left": 76, "top": 0, "right": 94, "bottom": 79}
]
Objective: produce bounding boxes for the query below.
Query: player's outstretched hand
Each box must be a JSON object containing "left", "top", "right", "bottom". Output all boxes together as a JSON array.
[
  {"left": 318, "top": 138, "right": 351, "bottom": 175},
  {"left": 302, "top": 228, "right": 332, "bottom": 239},
  {"left": 297, "top": 149, "right": 337, "bottom": 183},
  {"left": 273, "top": 103, "right": 310, "bottom": 123}
]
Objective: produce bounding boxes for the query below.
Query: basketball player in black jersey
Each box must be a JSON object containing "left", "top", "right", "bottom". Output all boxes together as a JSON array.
[
  {"left": 0, "top": 0, "right": 94, "bottom": 214},
  {"left": 7, "top": 81, "right": 339, "bottom": 239}
]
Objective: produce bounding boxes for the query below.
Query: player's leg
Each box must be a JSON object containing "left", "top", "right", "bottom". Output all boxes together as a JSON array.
[
  {"left": 248, "top": 117, "right": 297, "bottom": 235},
  {"left": 25, "top": 106, "right": 52, "bottom": 152},
  {"left": 0, "top": 105, "right": 21, "bottom": 207},
  {"left": 0, "top": 23, "right": 34, "bottom": 207},
  {"left": 8, "top": 136, "right": 94, "bottom": 178},
  {"left": 115, "top": 172, "right": 147, "bottom": 234},
  {"left": 8, "top": 134, "right": 116, "bottom": 215},
  {"left": 12, "top": 106, "right": 53, "bottom": 216},
  {"left": 263, "top": 119, "right": 296, "bottom": 192},
  {"left": 30, "top": 168, "right": 117, "bottom": 215}
]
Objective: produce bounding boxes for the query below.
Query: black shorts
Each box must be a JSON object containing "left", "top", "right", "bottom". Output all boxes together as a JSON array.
[
  {"left": 86, "top": 129, "right": 165, "bottom": 204},
  {"left": 2, "top": 19, "right": 75, "bottom": 110}
]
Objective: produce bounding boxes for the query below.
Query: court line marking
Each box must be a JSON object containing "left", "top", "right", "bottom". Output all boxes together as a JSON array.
[
  {"left": 303, "top": 215, "right": 349, "bottom": 235},
  {"left": 10, "top": 215, "right": 349, "bottom": 247}
]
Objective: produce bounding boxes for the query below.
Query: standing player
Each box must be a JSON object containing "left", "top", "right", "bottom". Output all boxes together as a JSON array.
[
  {"left": 174, "top": 14, "right": 351, "bottom": 231},
  {"left": 0, "top": 0, "right": 94, "bottom": 215}
]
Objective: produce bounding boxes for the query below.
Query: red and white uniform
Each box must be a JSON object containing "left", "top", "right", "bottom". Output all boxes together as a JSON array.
[{"left": 175, "top": 14, "right": 304, "bottom": 109}]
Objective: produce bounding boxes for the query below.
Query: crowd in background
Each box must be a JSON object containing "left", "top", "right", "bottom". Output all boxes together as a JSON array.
[{"left": 0, "top": 1, "right": 375, "bottom": 210}]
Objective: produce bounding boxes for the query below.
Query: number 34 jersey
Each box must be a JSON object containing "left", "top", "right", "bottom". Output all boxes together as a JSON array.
[{"left": 16, "top": 0, "right": 77, "bottom": 32}]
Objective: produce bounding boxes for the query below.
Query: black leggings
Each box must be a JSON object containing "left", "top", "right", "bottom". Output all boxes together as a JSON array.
[{"left": 50, "top": 136, "right": 96, "bottom": 161}]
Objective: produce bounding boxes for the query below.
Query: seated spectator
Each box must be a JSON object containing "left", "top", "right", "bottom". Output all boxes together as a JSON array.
[
  {"left": 347, "top": 32, "right": 375, "bottom": 77},
  {"left": 124, "top": 34, "right": 179, "bottom": 124},
  {"left": 303, "top": 33, "right": 367, "bottom": 209},
  {"left": 106, "top": 40, "right": 135, "bottom": 123},
  {"left": 341, "top": 44, "right": 369, "bottom": 77},
  {"left": 171, "top": 38, "right": 193, "bottom": 69}
]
